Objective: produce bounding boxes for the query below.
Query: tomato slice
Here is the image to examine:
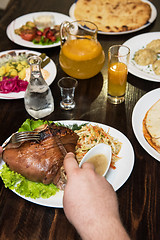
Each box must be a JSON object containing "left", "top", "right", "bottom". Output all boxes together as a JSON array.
[{"left": 20, "top": 29, "right": 36, "bottom": 41}]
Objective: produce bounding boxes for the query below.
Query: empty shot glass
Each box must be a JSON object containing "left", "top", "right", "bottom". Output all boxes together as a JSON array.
[{"left": 58, "top": 77, "right": 78, "bottom": 110}]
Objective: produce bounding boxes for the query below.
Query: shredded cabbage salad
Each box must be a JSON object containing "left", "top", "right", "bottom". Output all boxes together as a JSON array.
[{"left": 75, "top": 124, "right": 122, "bottom": 169}]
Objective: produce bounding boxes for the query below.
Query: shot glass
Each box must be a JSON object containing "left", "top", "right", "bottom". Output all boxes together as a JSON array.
[
  {"left": 107, "top": 45, "right": 130, "bottom": 104},
  {"left": 58, "top": 77, "right": 78, "bottom": 110}
]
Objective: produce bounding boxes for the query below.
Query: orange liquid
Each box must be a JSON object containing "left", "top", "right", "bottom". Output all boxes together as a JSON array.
[
  {"left": 108, "top": 62, "right": 127, "bottom": 96},
  {"left": 59, "top": 39, "right": 105, "bottom": 79}
]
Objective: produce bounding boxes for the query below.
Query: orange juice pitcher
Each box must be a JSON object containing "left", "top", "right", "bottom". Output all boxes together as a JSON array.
[{"left": 59, "top": 20, "right": 105, "bottom": 79}]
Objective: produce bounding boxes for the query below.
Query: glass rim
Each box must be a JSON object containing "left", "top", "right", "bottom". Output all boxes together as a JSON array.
[
  {"left": 108, "top": 45, "right": 130, "bottom": 57},
  {"left": 63, "top": 20, "right": 98, "bottom": 36},
  {"left": 58, "top": 77, "right": 78, "bottom": 89},
  {"left": 28, "top": 55, "right": 42, "bottom": 65}
]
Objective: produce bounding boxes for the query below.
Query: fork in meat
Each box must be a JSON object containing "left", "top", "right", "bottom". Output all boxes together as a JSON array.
[{"left": 3, "top": 131, "right": 41, "bottom": 149}]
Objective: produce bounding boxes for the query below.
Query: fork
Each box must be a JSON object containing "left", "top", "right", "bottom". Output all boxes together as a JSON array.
[
  {"left": 47, "top": 121, "right": 68, "bottom": 156},
  {"left": 3, "top": 131, "right": 41, "bottom": 149}
]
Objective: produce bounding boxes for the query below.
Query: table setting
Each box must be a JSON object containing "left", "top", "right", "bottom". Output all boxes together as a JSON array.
[{"left": 0, "top": 0, "right": 160, "bottom": 239}]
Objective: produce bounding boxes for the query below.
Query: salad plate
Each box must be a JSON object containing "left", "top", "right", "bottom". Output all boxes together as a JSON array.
[
  {"left": 6, "top": 12, "right": 73, "bottom": 49},
  {"left": 0, "top": 49, "right": 57, "bottom": 100},
  {"left": 132, "top": 88, "right": 160, "bottom": 161},
  {"left": 69, "top": 0, "right": 157, "bottom": 35},
  {"left": 123, "top": 32, "right": 160, "bottom": 82},
  {"left": 0, "top": 120, "right": 135, "bottom": 208}
]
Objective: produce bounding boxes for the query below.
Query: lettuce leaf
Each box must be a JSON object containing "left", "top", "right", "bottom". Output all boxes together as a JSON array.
[
  {"left": 18, "top": 118, "right": 51, "bottom": 132},
  {"left": 0, "top": 164, "right": 58, "bottom": 199}
]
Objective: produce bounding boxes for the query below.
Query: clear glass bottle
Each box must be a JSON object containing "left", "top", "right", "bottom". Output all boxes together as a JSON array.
[{"left": 24, "top": 56, "right": 54, "bottom": 119}]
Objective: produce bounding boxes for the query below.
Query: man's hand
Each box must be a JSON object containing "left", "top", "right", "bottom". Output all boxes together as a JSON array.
[{"left": 63, "top": 152, "right": 130, "bottom": 240}]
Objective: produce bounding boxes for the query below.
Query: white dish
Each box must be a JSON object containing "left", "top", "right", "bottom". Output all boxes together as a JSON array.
[
  {"left": 69, "top": 1, "right": 157, "bottom": 35},
  {"left": 123, "top": 32, "right": 160, "bottom": 82},
  {"left": 132, "top": 88, "right": 160, "bottom": 161},
  {"left": 0, "top": 49, "right": 57, "bottom": 100},
  {"left": 0, "top": 120, "right": 134, "bottom": 208},
  {"left": 79, "top": 143, "right": 112, "bottom": 177},
  {"left": 6, "top": 12, "right": 73, "bottom": 49}
]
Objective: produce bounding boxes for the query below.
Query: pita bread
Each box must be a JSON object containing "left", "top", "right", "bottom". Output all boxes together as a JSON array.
[
  {"left": 143, "top": 99, "right": 160, "bottom": 153},
  {"left": 74, "top": 0, "right": 151, "bottom": 32}
]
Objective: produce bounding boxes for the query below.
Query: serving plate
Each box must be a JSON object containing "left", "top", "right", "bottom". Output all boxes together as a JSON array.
[
  {"left": 0, "top": 120, "right": 135, "bottom": 208},
  {"left": 132, "top": 88, "right": 160, "bottom": 161},
  {"left": 123, "top": 32, "right": 160, "bottom": 82},
  {"left": 6, "top": 12, "right": 73, "bottom": 48},
  {"left": 0, "top": 49, "right": 57, "bottom": 100},
  {"left": 69, "top": 0, "right": 157, "bottom": 35}
]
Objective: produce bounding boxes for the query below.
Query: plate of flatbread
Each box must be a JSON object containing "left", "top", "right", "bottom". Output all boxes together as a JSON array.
[
  {"left": 132, "top": 88, "right": 160, "bottom": 161},
  {"left": 69, "top": 0, "right": 157, "bottom": 35},
  {"left": 123, "top": 32, "right": 160, "bottom": 82}
]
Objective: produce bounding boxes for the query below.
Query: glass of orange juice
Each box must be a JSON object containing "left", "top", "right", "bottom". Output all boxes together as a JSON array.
[
  {"left": 108, "top": 45, "right": 130, "bottom": 104},
  {"left": 59, "top": 20, "right": 105, "bottom": 79}
]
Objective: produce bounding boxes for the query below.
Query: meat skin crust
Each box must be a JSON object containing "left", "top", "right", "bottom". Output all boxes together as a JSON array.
[{"left": 3, "top": 124, "right": 78, "bottom": 188}]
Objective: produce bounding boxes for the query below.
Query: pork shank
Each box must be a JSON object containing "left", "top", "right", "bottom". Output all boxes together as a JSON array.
[{"left": 2, "top": 123, "right": 78, "bottom": 189}]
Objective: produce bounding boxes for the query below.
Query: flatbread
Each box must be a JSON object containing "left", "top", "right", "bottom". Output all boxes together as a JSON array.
[
  {"left": 74, "top": 0, "right": 151, "bottom": 32},
  {"left": 143, "top": 99, "right": 160, "bottom": 153}
]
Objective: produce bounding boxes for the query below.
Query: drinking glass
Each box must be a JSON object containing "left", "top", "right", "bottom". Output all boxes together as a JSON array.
[
  {"left": 58, "top": 77, "right": 78, "bottom": 110},
  {"left": 107, "top": 45, "right": 130, "bottom": 104}
]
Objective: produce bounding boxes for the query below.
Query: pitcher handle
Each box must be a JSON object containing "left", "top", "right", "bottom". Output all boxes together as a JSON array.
[{"left": 60, "top": 21, "right": 70, "bottom": 46}]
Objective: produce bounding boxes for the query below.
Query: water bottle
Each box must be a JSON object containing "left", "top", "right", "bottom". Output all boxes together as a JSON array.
[{"left": 24, "top": 56, "right": 54, "bottom": 119}]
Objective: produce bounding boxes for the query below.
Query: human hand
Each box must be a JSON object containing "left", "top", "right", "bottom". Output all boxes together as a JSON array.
[{"left": 63, "top": 152, "right": 130, "bottom": 240}]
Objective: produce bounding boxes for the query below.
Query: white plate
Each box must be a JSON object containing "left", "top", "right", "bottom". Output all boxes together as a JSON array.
[
  {"left": 132, "top": 88, "right": 160, "bottom": 161},
  {"left": 0, "top": 49, "right": 57, "bottom": 100},
  {"left": 123, "top": 32, "right": 160, "bottom": 82},
  {"left": 69, "top": 1, "right": 157, "bottom": 35},
  {"left": 0, "top": 120, "right": 134, "bottom": 208},
  {"left": 6, "top": 12, "right": 73, "bottom": 49}
]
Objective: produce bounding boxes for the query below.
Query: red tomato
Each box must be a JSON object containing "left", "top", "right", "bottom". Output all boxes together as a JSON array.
[
  {"left": 42, "top": 28, "right": 50, "bottom": 36},
  {"left": 20, "top": 29, "right": 36, "bottom": 41},
  {"left": 49, "top": 36, "right": 56, "bottom": 42},
  {"left": 36, "top": 30, "right": 43, "bottom": 36},
  {"left": 46, "top": 30, "right": 54, "bottom": 38}
]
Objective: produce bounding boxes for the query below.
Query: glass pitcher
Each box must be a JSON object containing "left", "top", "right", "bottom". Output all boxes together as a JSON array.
[
  {"left": 24, "top": 56, "right": 54, "bottom": 119},
  {"left": 59, "top": 20, "right": 105, "bottom": 79}
]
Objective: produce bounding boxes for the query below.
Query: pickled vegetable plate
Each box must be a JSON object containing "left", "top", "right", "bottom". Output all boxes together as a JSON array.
[{"left": 0, "top": 50, "right": 57, "bottom": 99}]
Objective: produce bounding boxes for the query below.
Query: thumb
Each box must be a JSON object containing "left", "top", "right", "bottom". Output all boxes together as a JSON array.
[
  {"left": 64, "top": 152, "right": 79, "bottom": 177},
  {"left": 81, "top": 162, "right": 95, "bottom": 171}
]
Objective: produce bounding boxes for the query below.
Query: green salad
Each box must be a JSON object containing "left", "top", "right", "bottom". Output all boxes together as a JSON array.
[{"left": 0, "top": 119, "right": 58, "bottom": 199}]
